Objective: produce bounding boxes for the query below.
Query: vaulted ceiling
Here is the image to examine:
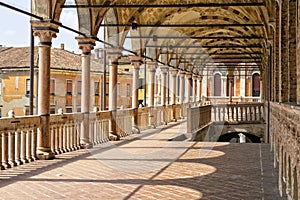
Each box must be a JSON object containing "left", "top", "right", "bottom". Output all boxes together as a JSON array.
[{"left": 32, "top": 0, "right": 273, "bottom": 75}]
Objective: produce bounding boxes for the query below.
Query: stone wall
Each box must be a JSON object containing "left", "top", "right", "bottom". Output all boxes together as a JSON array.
[{"left": 269, "top": 102, "right": 300, "bottom": 199}]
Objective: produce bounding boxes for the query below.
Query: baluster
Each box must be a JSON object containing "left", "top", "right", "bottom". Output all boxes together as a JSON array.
[
  {"left": 259, "top": 105, "right": 262, "bottom": 120},
  {"left": 54, "top": 126, "right": 60, "bottom": 154},
  {"left": 50, "top": 126, "right": 55, "bottom": 153},
  {"left": 70, "top": 122, "right": 75, "bottom": 151},
  {"left": 15, "top": 130, "right": 22, "bottom": 165},
  {"left": 20, "top": 130, "right": 28, "bottom": 163},
  {"left": 2, "top": 132, "right": 10, "bottom": 168},
  {"left": 26, "top": 130, "right": 33, "bottom": 162},
  {"left": 66, "top": 123, "right": 71, "bottom": 152},
  {"left": 73, "top": 122, "right": 78, "bottom": 150},
  {"left": 58, "top": 124, "right": 63, "bottom": 153},
  {"left": 31, "top": 128, "right": 37, "bottom": 160},
  {"left": 62, "top": 124, "right": 67, "bottom": 152},
  {"left": 8, "top": 131, "right": 17, "bottom": 167},
  {"left": 76, "top": 123, "right": 81, "bottom": 149},
  {"left": 240, "top": 106, "right": 244, "bottom": 121},
  {"left": 0, "top": 134, "right": 4, "bottom": 170}
]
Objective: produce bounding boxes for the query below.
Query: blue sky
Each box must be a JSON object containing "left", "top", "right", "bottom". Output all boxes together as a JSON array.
[{"left": 0, "top": 0, "right": 105, "bottom": 53}]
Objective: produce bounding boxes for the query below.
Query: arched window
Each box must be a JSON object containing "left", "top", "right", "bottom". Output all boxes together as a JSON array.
[
  {"left": 213, "top": 74, "right": 221, "bottom": 96},
  {"left": 252, "top": 73, "right": 260, "bottom": 97}
]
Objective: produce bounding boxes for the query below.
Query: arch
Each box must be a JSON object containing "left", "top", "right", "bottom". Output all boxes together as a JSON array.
[
  {"left": 252, "top": 73, "right": 260, "bottom": 97},
  {"left": 104, "top": 9, "right": 120, "bottom": 46},
  {"left": 213, "top": 73, "right": 221, "bottom": 96},
  {"left": 217, "top": 132, "right": 261, "bottom": 143}
]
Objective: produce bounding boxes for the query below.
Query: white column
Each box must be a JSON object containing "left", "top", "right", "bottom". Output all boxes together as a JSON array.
[
  {"left": 130, "top": 56, "right": 142, "bottom": 109},
  {"left": 221, "top": 76, "right": 227, "bottom": 97},
  {"left": 160, "top": 66, "right": 169, "bottom": 106},
  {"left": 179, "top": 71, "right": 186, "bottom": 104},
  {"left": 170, "top": 69, "right": 178, "bottom": 105},
  {"left": 147, "top": 62, "right": 157, "bottom": 107},
  {"left": 186, "top": 73, "right": 192, "bottom": 103},
  {"left": 107, "top": 49, "right": 121, "bottom": 140},
  {"left": 76, "top": 37, "right": 95, "bottom": 149},
  {"left": 193, "top": 75, "right": 198, "bottom": 102},
  {"left": 202, "top": 69, "right": 208, "bottom": 98},
  {"left": 240, "top": 70, "right": 246, "bottom": 98},
  {"left": 197, "top": 76, "right": 202, "bottom": 102}
]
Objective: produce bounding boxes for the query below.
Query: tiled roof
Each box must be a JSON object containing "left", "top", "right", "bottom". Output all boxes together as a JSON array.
[{"left": 0, "top": 46, "right": 103, "bottom": 72}]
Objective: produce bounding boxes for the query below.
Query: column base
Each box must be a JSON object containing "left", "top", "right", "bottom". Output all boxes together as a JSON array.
[
  {"left": 132, "top": 126, "right": 140, "bottom": 134},
  {"left": 36, "top": 148, "right": 55, "bottom": 160},
  {"left": 80, "top": 142, "right": 93, "bottom": 149},
  {"left": 109, "top": 132, "right": 120, "bottom": 141}
]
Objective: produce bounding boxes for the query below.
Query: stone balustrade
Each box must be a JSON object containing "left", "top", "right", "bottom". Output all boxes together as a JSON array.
[
  {"left": 187, "top": 105, "right": 212, "bottom": 134},
  {"left": 212, "top": 103, "right": 264, "bottom": 123},
  {"left": 0, "top": 103, "right": 186, "bottom": 170}
]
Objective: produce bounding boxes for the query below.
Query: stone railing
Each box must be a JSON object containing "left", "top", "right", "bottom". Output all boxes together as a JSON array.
[
  {"left": 0, "top": 115, "right": 40, "bottom": 169},
  {"left": 205, "top": 96, "right": 261, "bottom": 104},
  {"left": 187, "top": 105, "right": 212, "bottom": 134},
  {"left": 269, "top": 102, "right": 300, "bottom": 200},
  {"left": 0, "top": 103, "right": 187, "bottom": 170},
  {"left": 211, "top": 103, "right": 264, "bottom": 123}
]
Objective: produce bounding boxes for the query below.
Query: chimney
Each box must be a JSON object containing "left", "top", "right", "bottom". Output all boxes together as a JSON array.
[{"left": 60, "top": 43, "right": 65, "bottom": 50}]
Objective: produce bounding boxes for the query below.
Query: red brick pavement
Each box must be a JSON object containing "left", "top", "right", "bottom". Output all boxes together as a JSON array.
[{"left": 0, "top": 121, "right": 284, "bottom": 199}]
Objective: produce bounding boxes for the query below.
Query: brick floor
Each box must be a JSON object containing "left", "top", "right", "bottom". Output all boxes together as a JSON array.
[{"left": 0, "top": 121, "right": 284, "bottom": 199}]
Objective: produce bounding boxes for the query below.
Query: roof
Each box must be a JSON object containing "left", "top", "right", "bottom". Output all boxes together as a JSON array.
[{"left": 0, "top": 46, "right": 103, "bottom": 72}]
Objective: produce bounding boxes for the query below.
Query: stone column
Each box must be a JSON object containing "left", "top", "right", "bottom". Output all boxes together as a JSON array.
[
  {"left": 76, "top": 36, "right": 95, "bottom": 149},
  {"left": 186, "top": 73, "right": 193, "bottom": 104},
  {"left": 193, "top": 75, "right": 198, "bottom": 103},
  {"left": 148, "top": 62, "right": 157, "bottom": 107},
  {"left": 240, "top": 70, "right": 246, "bottom": 101},
  {"left": 198, "top": 76, "right": 203, "bottom": 102},
  {"left": 147, "top": 62, "right": 157, "bottom": 128},
  {"left": 130, "top": 56, "right": 142, "bottom": 133},
  {"left": 160, "top": 66, "right": 169, "bottom": 106},
  {"left": 228, "top": 74, "right": 234, "bottom": 103},
  {"left": 31, "top": 20, "right": 58, "bottom": 160},
  {"left": 179, "top": 71, "right": 186, "bottom": 104},
  {"left": 221, "top": 76, "right": 227, "bottom": 97},
  {"left": 170, "top": 69, "right": 178, "bottom": 105},
  {"left": 107, "top": 49, "right": 121, "bottom": 140}
]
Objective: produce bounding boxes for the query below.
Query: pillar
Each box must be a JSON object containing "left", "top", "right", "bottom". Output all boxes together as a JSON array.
[
  {"left": 179, "top": 71, "right": 186, "bottom": 104},
  {"left": 170, "top": 69, "right": 178, "bottom": 105},
  {"left": 148, "top": 62, "right": 157, "bottom": 107},
  {"left": 240, "top": 69, "right": 246, "bottom": 100},
  {"left": 148, "top": 62, "right": 157, "bottom": 128},
  {"left": 107, "top": 49, "right": 122, "bottom": 140},
  {"left": 76, "top": 36, "right": 95, "bottom": 149},
  {"left": 186, "top": 73, "right": 192, "bottom": 104},
  {"left": 160, "top": 66, "right": 169, "bottom": 106},
  {"left": 130, "top": 56, "right": 142, "bottom": 133},
  {"left": 221, "top": 76, "right": 227, "bottom": 97},
  {"left": 197, "top": 76, "right": 203, "bottom": 102},
  {"left": 192, "top": 75, "right": 197, "bottom": 102},
  {"left": 31, "top": 20, "right": 58, "bottom": 160},
  {"left": 228, "top": 73, "right": 234, "bottom": 103}
]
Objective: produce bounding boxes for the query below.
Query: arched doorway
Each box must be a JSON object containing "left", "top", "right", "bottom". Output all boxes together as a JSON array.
[
  {"left": 252, "top": 73, "right": 260, "bottom": 97},
  {"left": 214, "top": 74, "right": 221, "bottom": 96},
  {"left": 218, "top": 132, "right": 261, "bottom": 143}
]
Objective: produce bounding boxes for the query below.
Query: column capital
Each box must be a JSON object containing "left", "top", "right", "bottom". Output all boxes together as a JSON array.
[
  {"left": 31, "top": 20, "right": 59, "bottom": 45},
  {"left": 185, "top": 72, "right": 192, "bottom": 79},
  {"left": 129, "top": 56, "right": 143, "bottom": 68},
  {"left": 75, "top": 36, "right": 96, "bottom": 54},
  {"left": 147, "top": 61, "right": 157, "bottom": 72},
  {"left": 192, "top": 74, "right": 198, "bottom": 80},
  {"left": 106, "top": 48, "right": 122, "bottom": 64},
  {"left": 179, "top": 71, "right": 186, "bottom": 77},
  {"left": 170, "top": 69, "right": 178, "bottom": 76},
  {"left": 160, "top": 66, "right": 169, "bottom": 74},
  {"left": 197, "top": 75, "right": 203, "bottom": 81}
]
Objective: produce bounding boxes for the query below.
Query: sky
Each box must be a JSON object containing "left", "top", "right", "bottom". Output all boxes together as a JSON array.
[{"left": 0, "top": 0, "right": 105, "bottom": 54}]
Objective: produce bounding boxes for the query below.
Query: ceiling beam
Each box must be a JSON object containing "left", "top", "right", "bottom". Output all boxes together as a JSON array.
[
  {"left": 146, "top": 45, "right": 263, "bottom": 48},
  {"left": 99, "top": 23, "right": 264, "bottom": 27},
  {"left": 127, "top": 36, "right": 265, "bottom": 40},
  {"left": 62, "top": 2, "right": 265, "bottom": 8}
]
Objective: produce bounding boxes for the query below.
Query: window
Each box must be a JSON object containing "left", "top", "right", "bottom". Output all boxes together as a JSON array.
[
  {"left": 94, "top": 82, "right": 99, "bottom": 96},
  {"left": 26, "top": 79, "right": 30, "bottom": 96},
  {"left": 77, "top": 81, "right": 82, "bottom": 95},
  {"left": 50, "top": 79, "right": 55, "bottom": 95},
  {"left": 126, "top": 83, "right": 131, "bottom": 97},
  {"left": 66, "top": 80, "right": 72, "bottom": 95},
  {"left": 66, "top": 108, "right": 72, "bottom": 113},
  {"left": 213, "top": 74, "right": 221, "bottom": 96},
  {"left": 50, "top": 107, "right": 55, "bottom": 114},
  {"left": 252, "top": 73, "right": 260, "bottom": 97}
]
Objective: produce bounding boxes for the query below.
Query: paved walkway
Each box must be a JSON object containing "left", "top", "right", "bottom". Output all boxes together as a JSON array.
[{"left": 0, "top": 121, "right": 284, "bottom": 199}]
